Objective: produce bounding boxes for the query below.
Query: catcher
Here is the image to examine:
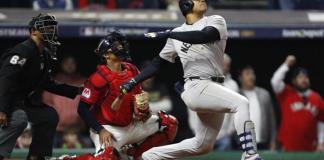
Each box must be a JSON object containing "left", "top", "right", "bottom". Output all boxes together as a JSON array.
[{"left": 72, "top": 31, "right": 178, "bottom": 160}]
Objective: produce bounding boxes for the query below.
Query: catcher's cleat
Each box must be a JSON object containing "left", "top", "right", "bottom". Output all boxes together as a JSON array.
[{"left": 61, "top": 147, "right": 120, "bottom": 160}]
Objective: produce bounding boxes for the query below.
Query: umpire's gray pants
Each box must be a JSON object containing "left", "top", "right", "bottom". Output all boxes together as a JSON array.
[{"left": 0, "top": 109, "right": 28, "bottom": 158}]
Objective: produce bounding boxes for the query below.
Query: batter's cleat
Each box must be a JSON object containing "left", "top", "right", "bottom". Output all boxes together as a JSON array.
[
  {"left": 241, "top": 153, "right": 263, "bottom": 160},
  {"left": 239, "top": 121, "right": 264, "bottom": 160}
]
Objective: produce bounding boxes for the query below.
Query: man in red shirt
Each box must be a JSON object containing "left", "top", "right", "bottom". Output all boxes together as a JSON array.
[
  {"left": 271, "top": 55, "right": 324, "bottom": 151},
  {"left": 73, "top": 32, "right": 178, "bottom": 160}
]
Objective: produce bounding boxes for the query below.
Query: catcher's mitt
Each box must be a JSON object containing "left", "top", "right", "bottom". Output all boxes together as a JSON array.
[{"left": 134, "top": 91, "right": 151, "bottom": 122}]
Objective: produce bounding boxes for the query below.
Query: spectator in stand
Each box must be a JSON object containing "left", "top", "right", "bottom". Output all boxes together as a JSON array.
[
  {"left": 16, "top": 130, "right": 32, "bottom": 149},
  {"left": 239, "top": 65, "right": 276, "bottom": 150},
  {"left": 318, "top": 122, "right": 324, "bottom": 152},
  {"left": 16, "top": 124, "right": 32, "bottom": 149},
  {"left": 271, "top": 55, "right": 324, "bottom": 151},
  {"left": 164, "top": 0, "right": 179, "bottom": 11},
  {"left": 61, "top": 128, "right": 83, "bottom": 149},
  {"left": 223, "top": 54, "right": 239, "bottom": 93},
  {"left": 269, "top": 0, "right": 324, "bottom": 10},
  {"left": 142, "top": 77, "right": 172, "bottom": 114},
  {"left": 77, "top": 0, "right": 162, "bottom": 9},
  {"left": 42, "top": 55, "right": 86, "bottom": 132},
  {"left": 0, "top": 0, "right": 32, "bottom": 8},
  {"left": 33, "top": 0, "right": 74, "bottom": 10},
  {"left": 77, "top": 0, "right": 117, "bottom": 9},
  {"left": 140, "top": 61, "right": 172, "bottom": 114},
  {"left": 118, "top": 0, "right": 161, "bottom": 9}
]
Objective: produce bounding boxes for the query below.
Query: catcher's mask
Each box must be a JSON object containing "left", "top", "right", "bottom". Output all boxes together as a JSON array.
[
  {"left": 94, "top": 31, "right": 132, "bottom": 62},
  {"left": 29, "top": 13, "right": 60, "bottom": 58}
]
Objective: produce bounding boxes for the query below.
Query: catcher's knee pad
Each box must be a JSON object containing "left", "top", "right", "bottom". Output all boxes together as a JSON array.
[
  {"left": 121, "top": 111, "right": 178, "bottom": 160},
  {"left": 158, "top": 111, "right": 178, "bottom": 142}
]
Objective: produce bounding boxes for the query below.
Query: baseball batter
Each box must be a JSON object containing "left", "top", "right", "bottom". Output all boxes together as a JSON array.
[
  {"left": 120, "top": 0, "right": 263, "bottom": 160},
  {"left": 69, "top": 32, "right": 178, "bottom": 160}
]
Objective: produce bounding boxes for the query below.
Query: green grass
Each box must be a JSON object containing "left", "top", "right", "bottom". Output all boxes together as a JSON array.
[{"left": 11, "top": 149, "right": 324, "bottom": 160}]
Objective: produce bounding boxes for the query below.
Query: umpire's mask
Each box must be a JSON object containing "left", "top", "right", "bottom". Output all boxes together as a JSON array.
[{"left": 29, "top": 13, "right": 61, "bottom": 59}]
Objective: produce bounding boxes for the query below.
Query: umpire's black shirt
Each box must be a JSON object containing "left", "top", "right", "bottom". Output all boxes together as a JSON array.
[{"left": 0, "top": 38, "right": 78, "bottom": 114}]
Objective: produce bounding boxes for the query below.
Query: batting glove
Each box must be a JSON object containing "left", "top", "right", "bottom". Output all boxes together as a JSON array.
[
  {"left": 120, "top": 78, "right": 137, "bottom": 95},
  {"left": 144, "top": 30, "right": 171, "bottom": 39}
]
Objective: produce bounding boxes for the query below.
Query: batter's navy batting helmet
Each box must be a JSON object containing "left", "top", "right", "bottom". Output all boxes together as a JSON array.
[
  {"left": 179, "top": 0, "right": 194, "bottom": 16},
  {"left": 95, "top": 31, "right": 131, "bottom": 62}
]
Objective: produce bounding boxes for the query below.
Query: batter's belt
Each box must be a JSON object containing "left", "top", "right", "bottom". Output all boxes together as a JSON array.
[{"left": 187, "top": 76, "right": 225, "bottom": 83}]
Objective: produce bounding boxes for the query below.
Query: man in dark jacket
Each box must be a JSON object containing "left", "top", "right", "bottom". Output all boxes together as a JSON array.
[{"left": 0, "top": 13, "right": 79, "bottom": 160}]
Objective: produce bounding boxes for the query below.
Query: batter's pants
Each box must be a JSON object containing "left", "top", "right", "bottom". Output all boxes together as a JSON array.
[{"left": 142, "top": 79, "right": 250, "bottom": 160}]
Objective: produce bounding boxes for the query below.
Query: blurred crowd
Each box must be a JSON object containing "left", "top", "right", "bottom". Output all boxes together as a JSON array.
[
  {"left": 1, "top": 0, "right": 324, "bottom": 10},
  {"left": 14, "top": 53, "right": 324, "bottom": 153}
]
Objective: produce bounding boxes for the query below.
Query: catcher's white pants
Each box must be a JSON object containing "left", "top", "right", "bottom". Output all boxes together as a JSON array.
[
  {"left": 142, "top": 79, "right": 250, "bottom": 160},
  {"left": 90, "top": 115, "right": 159, "bottom": 153}
]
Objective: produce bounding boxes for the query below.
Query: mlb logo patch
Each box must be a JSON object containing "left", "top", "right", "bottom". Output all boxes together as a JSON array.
[{"left": 82, "top": 88, "right": 91, "bottom": 98}]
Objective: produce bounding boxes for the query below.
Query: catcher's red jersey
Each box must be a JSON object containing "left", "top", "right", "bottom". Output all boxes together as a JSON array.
[
  {"left": 276, "top": 85, "right": 324, "bottom": 151},
  {"left": 80, "top": 62, "right": 141, "bottom": 126}
]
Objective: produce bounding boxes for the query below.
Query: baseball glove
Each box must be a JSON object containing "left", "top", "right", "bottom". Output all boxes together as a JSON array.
[{"left": 134, "top": 91, "right": 151, "bottom": 122}]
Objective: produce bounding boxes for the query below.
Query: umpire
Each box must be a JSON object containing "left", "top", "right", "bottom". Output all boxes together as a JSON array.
[{"left": 0, "top": 13, "right": 79, "bottom": 160}]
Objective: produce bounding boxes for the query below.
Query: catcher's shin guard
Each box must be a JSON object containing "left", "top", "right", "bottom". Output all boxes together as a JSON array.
[
  {"left": 239, "top": 121, "right": 258, "bottom": 156},
  {"left": 158, "top": 111, "right": 178, "bottom": 142},
  {"left": 125, "top": 111, "right": 178, "bottom": 160},
  {"left": 62, "top": 146, "right": 120, "bottom": 160}
]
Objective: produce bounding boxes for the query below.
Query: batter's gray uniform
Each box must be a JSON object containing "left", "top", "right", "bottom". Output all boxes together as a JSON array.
[{"left": 142, "top": 15, "right": 253, "bottom": 160}]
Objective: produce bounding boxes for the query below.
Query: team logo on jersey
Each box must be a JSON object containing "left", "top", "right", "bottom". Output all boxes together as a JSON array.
[
  {"left": 180, "top": 42, "right": 192, "bottom": 54},
  {"left": 290, "top": 102, "right": 318, "bottom": 117},
  {"left": 82, "top": 88, "right": 91, "bottom": 98}
]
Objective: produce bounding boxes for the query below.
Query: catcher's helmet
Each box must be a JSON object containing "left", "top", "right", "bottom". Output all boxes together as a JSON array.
[
  {"left": 95, "top": 31, "right": 131, "bottom": 62},
  {"left": 29, "top": 13, "right": 60, "bottom": 58},
  {"left": 179, "top": 0, "right": 194, "bottom": 16}
]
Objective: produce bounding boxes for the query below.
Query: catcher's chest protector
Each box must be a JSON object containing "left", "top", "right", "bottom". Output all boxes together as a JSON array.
[{"left": 96, "top": 62, "right": 138, "bottom": 95}]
